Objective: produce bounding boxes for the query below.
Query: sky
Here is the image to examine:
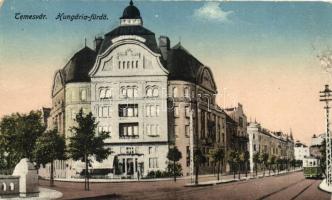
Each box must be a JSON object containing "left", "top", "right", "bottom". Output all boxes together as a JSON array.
[{"left": 1, "top": 0, "right": 332, "bottom": 145}]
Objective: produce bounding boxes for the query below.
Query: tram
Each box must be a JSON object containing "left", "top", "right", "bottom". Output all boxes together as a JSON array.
[{"left": 303, "top": 157, "right": 322, "bottom": 178}]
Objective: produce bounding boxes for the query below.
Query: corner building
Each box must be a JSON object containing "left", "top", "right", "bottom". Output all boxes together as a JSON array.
[{"left": 43, "top": 1, "right": 228, "bottom": 179}]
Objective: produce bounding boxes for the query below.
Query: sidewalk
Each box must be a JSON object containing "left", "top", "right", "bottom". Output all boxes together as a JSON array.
[
  {"left": 185, "top": 168, "right": 302, "bottom": 187},
  {"left": 49, "top": 168, "right": 302, "bottom": 184}
]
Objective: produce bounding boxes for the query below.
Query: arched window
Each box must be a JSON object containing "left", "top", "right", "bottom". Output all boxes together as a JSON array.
[
  {"left": 136, "top": 60, "right": 138, "bottom": 68},
  {"left": 146, "top": 88, "right": 153, "bottom": 97},
  {"left": 123, "top": 61, "right": 125, "bottom": 69},
  {"left": 127, "top": 61, "right": 130, "bottom": 69},
  {"left": 99, "top": 88, "right": 106, "bottom": 99},
  {"left": 2, "top": 183, "right": 6, "bottom": 191},
  {"left": 152, "top": 88, "right": 159, "bottom": 97},
  {"left": 132, "top": 61, "right": 134, "bottom": 69},
  {"left": 172, "top": 87, "right": 178, "bottom": 97},
  {"left": 105, "top": 89, "right": 112, "bottom": 98},
  {"left": 118, "top": 61, "right": 121, "bottom": 69},
  {"left": 10, "top": 183, "right": 14, "bottom": 191}
]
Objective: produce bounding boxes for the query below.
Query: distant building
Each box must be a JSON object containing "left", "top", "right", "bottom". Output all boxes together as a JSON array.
[
  {"left": 311, "top": 133, "right": 325, "bottom": 146},
  {"left": 247, "top": 122, "right": 295, "bottom": 173},
  {"left": 294, "top": 140, "right": 310, "bottom": 161},
  {"left": 225, "top": 103, "right": 249, "bottom": 172}
]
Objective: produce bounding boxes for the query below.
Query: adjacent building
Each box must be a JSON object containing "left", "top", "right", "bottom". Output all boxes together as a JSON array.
[
  {"left": 247, "top": 122, "right": 295, "bottom": 173},
  {"left": 294, "top": 140, "right": 310, "bottom": 161}
]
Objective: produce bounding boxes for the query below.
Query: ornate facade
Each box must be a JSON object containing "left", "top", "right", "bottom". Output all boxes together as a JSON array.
[{"left": 39, "top": 1, "right": 229, "bottom": 179}]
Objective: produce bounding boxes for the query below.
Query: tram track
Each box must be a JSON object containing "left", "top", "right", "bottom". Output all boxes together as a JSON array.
[{"left": 256, "top": 178, "right": 307, "bottom": 200}]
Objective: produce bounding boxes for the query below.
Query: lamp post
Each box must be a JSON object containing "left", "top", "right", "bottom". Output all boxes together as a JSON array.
[{"left": 319, "top": 84, "right": 332, "bottom": 186}]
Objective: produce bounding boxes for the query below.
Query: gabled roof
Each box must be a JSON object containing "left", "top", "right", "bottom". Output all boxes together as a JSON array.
[
  {"left": 61, "top": 47, "right": 97, "bottom": 83},
  {"left": 166, "top": 43, "right": 203, "bottom": 84}
]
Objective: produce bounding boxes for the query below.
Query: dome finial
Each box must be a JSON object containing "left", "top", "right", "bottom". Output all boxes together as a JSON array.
[{"left": 130, "top": 0, "right": 133, "bottom": 6}]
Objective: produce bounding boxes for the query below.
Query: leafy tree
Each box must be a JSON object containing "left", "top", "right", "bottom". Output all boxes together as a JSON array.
[
  {"left": 260, "top": 153, "right": 269, "bottom": 177},
  {"left": 210, "top": 148, "right": 224, "bottom": 181},
  {"left": 0, "top": 111, "right": 45, "bottom": 168},
  {"left": 194, "top": 148, "right": 206, "bottom": 185},
  {"left": 253, "top": 152, "right": 261, "bottom": 177},
  {"left": 228, "top": 150, "right": 239, "bottom": 179},
  {"left": 68, "top": 109, "right": 111, "bottom": 191},
  {"left": 167, "top": 146, "right": 182, "bottom": 182},
  {"left": 276, "top": 157, "right": 283, "bottom": 174},
  {"left": 166, "top": 162, "right": 182, "bottom": 178},
  {"left": 34, "top": 129, "right": 66, "bottom": 186},
  {"left": 267, "top": 155, "right": 276, "bottom": 176}
]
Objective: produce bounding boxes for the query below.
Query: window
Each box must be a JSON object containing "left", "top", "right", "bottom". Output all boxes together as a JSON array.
[
  {"left": 174, "top": 106, "right": 179, "bottom": 117},
  {"left": 152, "top": 88, "right": 159, "bottom": 97},
  {"left": 99, "top": 88, "right": 111, "bottom": 99},
  {"left": 146, "top": 88, "right": 153, "bottom": 97},
  {"left": 184, "top": 87, "right": 190, "bottom": 98},
  {"left": 146, "top": 105, "right": 159, "bottom": 117},
  {"left": 80, "top": 89, "right": 87, "bottom": 101},
  {"left": 174, "top": 125, "right": 179, "bottom": 137},
  {"left": 149, "top": 158, "right": 158, "bottom": 168},
  {"left": 121, "top": 86, "right": 137, "bottom": 98},
  {"left": 119, "top": 104, "right": 138, "bottom": 117},
  {"left": 100, "top": 89, "right": 106, "bottom": 99},
  {"left": 185, "top": 125, "right": 190, "bottom": 137},
  {"left": 254, "top": 144, "right": 256, "bottom": 151},
  {"left": 148, "top": 147, "right": 152, "bottom": 154},
  {"left": 151, "top": 106, "right": 156, "bottom": 117},
  {"left": 185, "top": 106, "right": 190, "bottom": 117},
  {"left": 156, "top": 105, "right": 160, "bottom": 116},
  {"left": 119, "top": 123, "right": 139, "bottom": 138},
  {"left": 126, "top": 147, "right": 134, "bottom": 154},
  {"left": 172, "top": 87, "right": 178, "bottom": 97}
]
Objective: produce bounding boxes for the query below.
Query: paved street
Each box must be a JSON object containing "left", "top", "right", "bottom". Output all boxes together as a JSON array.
[{"left": 39, "top": 171, "right": 331, "bottom": 200}]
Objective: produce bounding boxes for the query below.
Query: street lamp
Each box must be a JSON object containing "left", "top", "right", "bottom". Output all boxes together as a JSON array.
[{"left": 319, "top": 84, "right": 332, "bottom": 186}]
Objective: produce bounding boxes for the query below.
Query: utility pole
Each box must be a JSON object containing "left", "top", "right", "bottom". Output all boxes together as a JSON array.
[{"left": 319, "top": 84, "right": 332, "bottom": 186}]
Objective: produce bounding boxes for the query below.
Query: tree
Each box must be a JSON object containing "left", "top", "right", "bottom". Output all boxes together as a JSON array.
[
  {"left": 228, "top": 150, "right": 239, "bottom": 179},
  {"left": 0, "top": 111, "right": 45, "bottom": 168},
  {"left": 211, "top": 148, "right": 225, "bottom": 181},
  {"left": 194, "top": 148, "right": 206, "bottom": 185},
  {"left": 260, "top": 153, "right": 269, "bottom": 177},
  {"left": 267, "top": 155, "right": 276, "bottom": 176},
  {"left": 253, "top": 152, "right": 260, "bottom": 177},
  {"left": 68, "top": 109, "right": 111, "bottom": 191},
  {"left": 167, "top": 146, "right": 182, "bottom": 182},
  {"left": 34, "top": 129, "right": 66, "bottom": 186},
  {"left": 237, "top": 151, "right": 244, "bottom": 180},
  {"left": 276, "top": 157, "right": 283, "bottom": 174}
]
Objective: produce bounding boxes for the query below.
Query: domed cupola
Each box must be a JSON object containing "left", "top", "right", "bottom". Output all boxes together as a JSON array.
[{"left": 120, "top": 0, "right": 143, "bottom": 26}]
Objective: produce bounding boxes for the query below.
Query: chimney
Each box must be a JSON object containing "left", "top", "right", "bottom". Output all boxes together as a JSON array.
[
  {"left": 158, "top": 36, "right": 170, "bottom": 60},
  {"left": 94, "top": 37, "right": 103, "bottom": 52}
]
